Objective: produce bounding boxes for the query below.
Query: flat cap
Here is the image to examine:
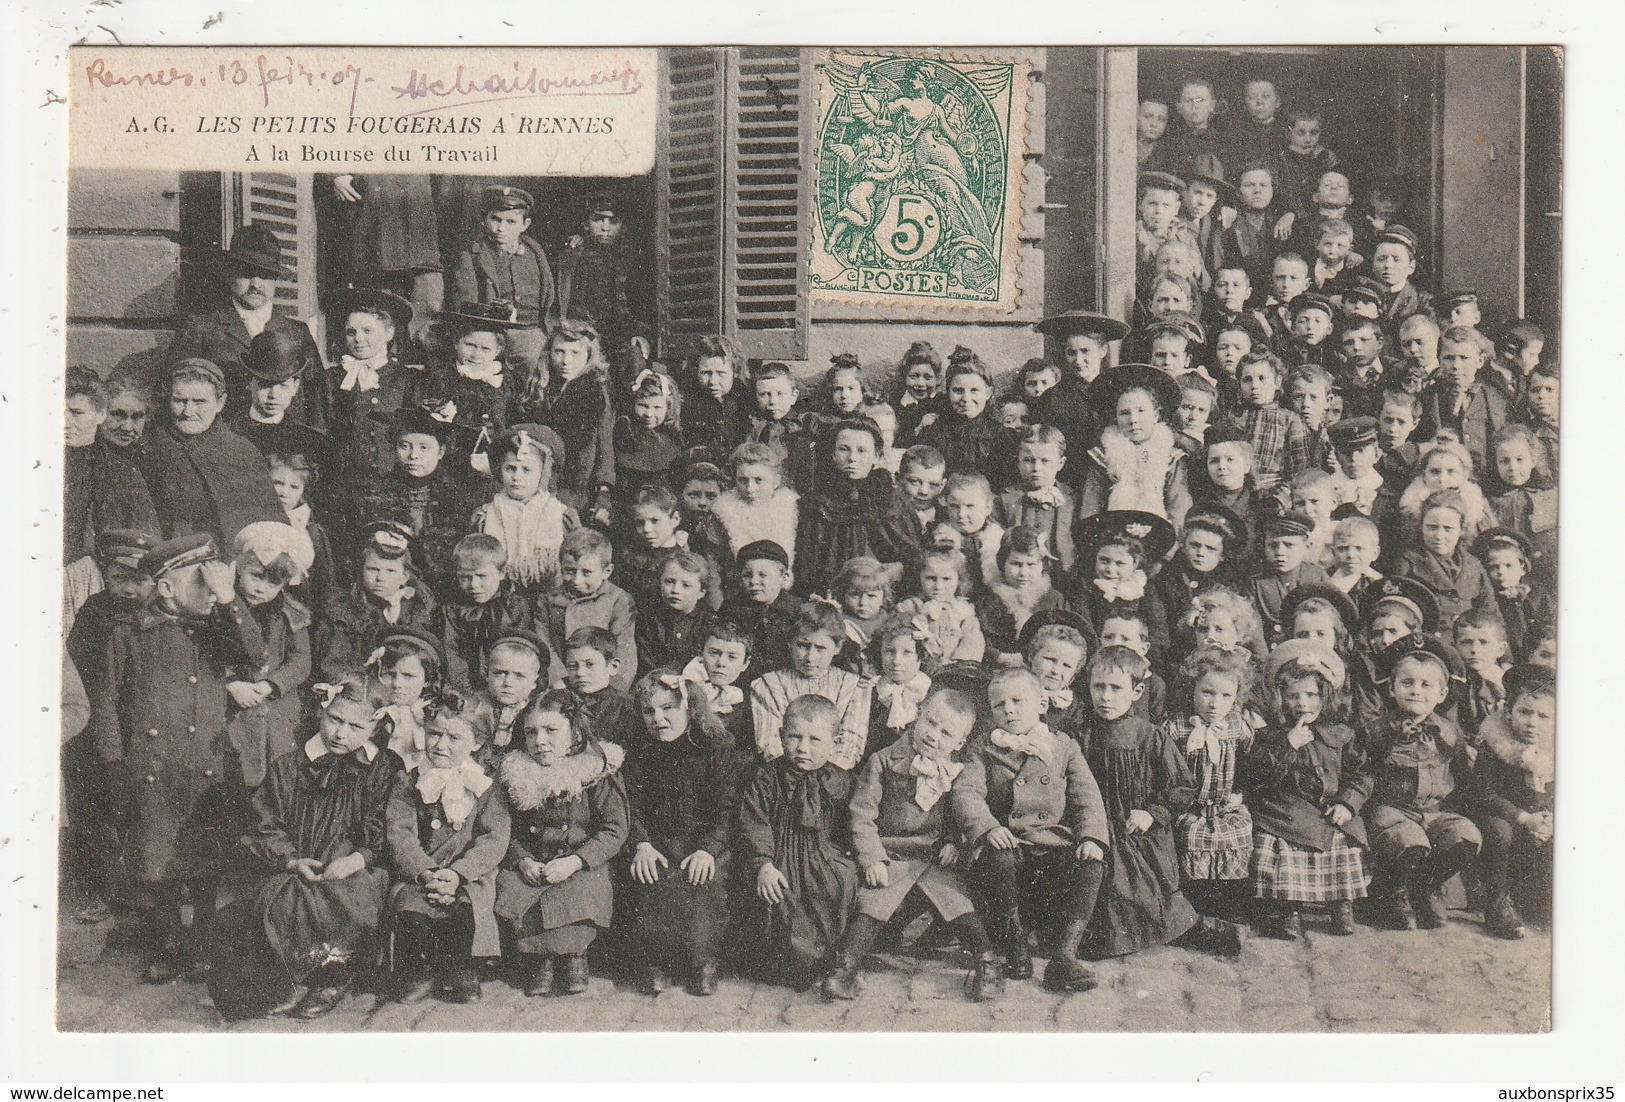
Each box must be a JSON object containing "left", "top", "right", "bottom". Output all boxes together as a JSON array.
[{"left": 138, "top": 532, "right": 217, "bottom": 579}]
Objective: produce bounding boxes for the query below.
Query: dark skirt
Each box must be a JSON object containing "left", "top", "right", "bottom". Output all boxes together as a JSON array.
[
  {"left": 749, "top": 834, "right": 857, "bottom": 975},
  {"left": 623, "top": 860, "right": 732, "bottom": 969},
  {"left": 1084, "top": 823, "right": 1199, "bottom": 960}
]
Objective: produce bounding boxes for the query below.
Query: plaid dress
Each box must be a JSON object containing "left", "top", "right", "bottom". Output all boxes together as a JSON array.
[
  {"left": 1165, "top": 713, "right": 1254, "bottom": 882},
  {"left": 1243, "top": 722, "right": 1372, "bottom": 903}
]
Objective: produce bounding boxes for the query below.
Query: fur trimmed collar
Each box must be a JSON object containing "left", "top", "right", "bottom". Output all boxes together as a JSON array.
[
  {"left": 1478, "top": 713, "right": 1554, "bottom": 794},
  {"left": 499, "top": 740, "right": 624, "bottom": 809},
  {"left": 1091, "top": 423, "right": 1178, "bottom": 517}
]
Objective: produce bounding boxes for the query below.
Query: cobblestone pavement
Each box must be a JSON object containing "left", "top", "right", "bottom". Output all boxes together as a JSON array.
[{"left": 57, "top": 899, "right": 1549, "bottom": 1034}]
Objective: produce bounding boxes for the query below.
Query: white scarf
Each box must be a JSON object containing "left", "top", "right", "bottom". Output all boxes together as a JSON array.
[
  {"left": 480, "top": 492, "right": 568, "bottom": 589},
  {"left": 1183, "top": 716, "right": 1230, "bottom": 759},
  {"left": 415, "top": 759, "right": 493, "bottom": 829},
  {"left": 912, "top": 752, "right": 963, "bottom": 812},
  {"left": 875, "top": 672, "right": 932, "bottom": 730},
  {"left": 1094, "top": 569, "right": 1148, "bottom": 603},
  {"left": 681, "top": 657, "right": 743, "bottom": 715},
  {"left": 303, "top": 734, "right": 378, "bottom": 763},
  {"left": 1024, "top": 485, "right": 1068, "bottom": 509},
  {"left": 1090, "top": 423, "right": 1179, "bottom": 517},
  {"left": 339, "top": 353, "right": 389, "bottom": 393},
  {"left": 1329, "top": 564, "right": 1383, "bottom": 593},
  {"left": 284, "top": 501, "right": 312, "bottom": 531},
  {"left": 456, "top": 359, "right": 504, "bottom": 389},
  {"left": 378, "top": 702, "right": 427, "bottom": 772},
  {"left": 990, "top": 724, "right": 1057, "bottom": 766}
]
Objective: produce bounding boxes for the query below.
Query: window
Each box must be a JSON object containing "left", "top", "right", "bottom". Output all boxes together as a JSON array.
[{"left": 223, "top": 172, "right": 319, "bottom": 321}]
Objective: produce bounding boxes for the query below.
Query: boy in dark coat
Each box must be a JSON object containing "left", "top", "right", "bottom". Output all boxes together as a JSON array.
[
  {"left": 1470, "top": 664, "right": 1555, "bottom": 940},
  {"left": 436, "top": 533, "right": 534, "bottom": 693}
]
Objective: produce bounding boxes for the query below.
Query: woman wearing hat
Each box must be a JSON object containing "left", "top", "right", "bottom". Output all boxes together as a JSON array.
[
  {"left": 1076, "top": 364, "right": 1193, "bottom": 526},
  {"left": 324, "top": 286, "right": 426, "bottom": 511},
  {"left": 169, "top": 223, "right": 329, "bottom": 431},
  {"left": 137, "top": 358, "right": 286, "bottom": 546}
]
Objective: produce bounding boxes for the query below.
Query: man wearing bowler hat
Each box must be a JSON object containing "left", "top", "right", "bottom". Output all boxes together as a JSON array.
[{"left": 169, "top": 223, "right": 329, "bottom": 432}]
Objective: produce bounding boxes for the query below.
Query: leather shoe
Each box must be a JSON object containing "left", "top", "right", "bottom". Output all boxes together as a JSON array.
[
  {"left": 967, "top": 951, "right": 1006, "bottom": 1002},
  {"left": 687, "top": 960, "right": 720, "bottom": 997},
  {"left": 1328, "top": 901, "right": 1356, "bottom": 936},
  {"left": 1417, "top": 887, "right": 1450, "bottom": 930},
  {"left": 522, "top": 955, "right": 555, "bottom": 997},
  {"left": 642, "top": 964, "right": 671, "bottom": 996},
  {"left": 392, "top": 972, "right": 437, "bottom": 1004},
  {"left": 294, "top": 981, "right": 349, "bottom": 1019},
  {"left": 436, "top": 966, "right": 483, "bottom": 1004},
  {"left": 560, "top": 954, "right": 590, "bottom": 995}
]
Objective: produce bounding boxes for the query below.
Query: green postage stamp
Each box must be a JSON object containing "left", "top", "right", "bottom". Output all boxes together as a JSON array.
[{"left": 810, "top": 50, "right": 1032, "bottom": 314}]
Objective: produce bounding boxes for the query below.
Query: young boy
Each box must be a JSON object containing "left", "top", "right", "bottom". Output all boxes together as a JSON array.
[
  {"left": 1328, "top": 513, "right": 1385, "bottom": 605},
  {"left": 1019, "top": 613, "right": 1096, "bottom": 745},
  {"left": 1250, "top": 510, "right": 1331, "bottom": 644},
  {"left": 1420, "top": 326, "right": 1509, "bottom": 477},
  {"left": 1228, "top": 76, "right": 1284, "bottom": 167},
  {"left": 683, "top": 620, "right": 754, "bottom": 745},
  {"left": 1454, "top": 610, "right": 1512, "bottom": 738},
  {"left": 88, "top": 533, "right": 266, "bottom": 982},
  {"left": 954, "top": 667, "right": 1109, "bottom": 991},
  {"left": 1098, "top": 612, "right": 1169, "bottom": 724},
  {"left": 1195, "top": 427, "right": 1267, "bottom": 548},
  {"left": 718, "top": 540, "right": 803, "bottom": 683},
  {"left": 748, "top": 362, "right": 817, "bottom": 495},
  {"left": 559, "top": 626, "right": 633, "bottom": 742},
  {"left": 898, "top": 444, "right": 949, "bottom": 538},
  {"left": 552, "top": 191, "right": 650, "bottom": 360},
  {"left": 827, "top": 688, "right": 1000, "bottom": 1001},
  {"left": 536, "top": 527, "right": 637, "bottom": 692},
  {"left": 1371, "top": 225, "right": 1433, "bottom": 322},
  {"left": 1273, "top": 107, "right": 1339, "bottom": 216},
  {"left": 1263, "top": 253, "right": 1312, "bottom": 341},
  {"left": 942, "top": 473, "right": 1005, "bottom": 594},
  {"left": 1332, "top": 316, "right": 1389, "bottom": 421},
  {"left": 1233, "top": 349, "right": 1311, "bottom": 490},
  {"left": 314, "top": 521, "right": 439, "bottom": 681},
  {"left": 1286, "top": 365, "right": 1337, "bottom": 473},
  {"left": 1365, "top": 635, "right": 1480, "bottom": 931},
  {"left": 472, "top": 630, "right": 549, "bottom": 768},
  {"left": 635, "top": 549, "right": 715, "bottom": 674},
  {"left": 1136, "top": 171, "right": 1192, "bottom": 288},
  {"left": 737, "top": 694, "right": 859, "bottom": 989},
  {"left": 1145, "top": 315, "right": 1200, "bottom": 377},
  {"left": 1309, "top": 218, "right": 1359, "bottom": 293},
  {"left": 1523, "top": 361, "right": 1560, "bottom": 479},
  {"left": 437, "top": 533, "right": 533, "bottom": 693},
  {"left": 995, "top": 425, "right": 1078, "bottom": 580},
  {"left": 446, "top": 185, "right": 554, "bottom": 383},
  {"left": 1476, "top": 528, "right": 1554, "bottom": 663},
  {"left": 1471, "top": 663, "right": 1555, "bottom": 940},
  {"left": 1280, "top": 293, "right": 1338, "bottom": 368},
  {"left": 1437, "top": 290, "right": 1483, "bottom": 334},
  {"left": 1175, "top": 373, "right": 1218, "bottom": 449}
]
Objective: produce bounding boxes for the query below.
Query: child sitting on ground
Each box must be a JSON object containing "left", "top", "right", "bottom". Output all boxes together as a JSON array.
[
  {"left": 864, "top": 619, "right": 936, "bottom": 760},
  {"left": 1244, "top": 640, "right": 1370, "bottom": 939},
  {"left": 890, "top": 549, "right": 986, "bottom": 667},
  {"left": 437, "top": 533, "right": 533, "bottom": 693},
  {"left": 1167, "top": 646, "right": 1258, "bottom": 923},
  {"left": 830, "top": 688, "right": 1001, "bottom": 1001},
  {"left": 955, "top": 667, "right": 1109, "bottom": 991},
  {"left": 1471, "top": 663, "right": 1555, "bottom": 941},
  {"left": 495, "top": 689, "right": 629, "bottom": 997},
  {"left": 749, "top": 598, "right": 872, "bottom": 770},
  {"left": 737, "top": 694, "right": 860, "bottom": 990},
  {"left": 384, "top": 691, "right": 511, "bottom": 1005},
  {"left": 537, "top": 528, "right": 637, "bottom": 692},
  {"left": 621, "top": 668, "right": 746, "bottom": 996}
]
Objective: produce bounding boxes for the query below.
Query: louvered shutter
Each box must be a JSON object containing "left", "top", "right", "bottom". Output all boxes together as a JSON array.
[
  {"left": 724, "top": 47, "right": 811, "bottom": 360},
  {"left": 658, "top": 48, "right": 727, "bottom": 362},
  {"left": 223, "top": 173, "right": 318, "bottom": 322}
]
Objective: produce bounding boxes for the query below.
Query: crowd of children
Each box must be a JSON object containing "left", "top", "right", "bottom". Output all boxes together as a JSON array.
[{"left": 61, "top": 119, "right": 1557, "bottom": 1022}]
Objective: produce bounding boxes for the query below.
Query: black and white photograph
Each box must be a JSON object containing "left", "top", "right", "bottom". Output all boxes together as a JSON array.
[{"left": 46, "top": 41, "right": 1562, "bottom": 1041}]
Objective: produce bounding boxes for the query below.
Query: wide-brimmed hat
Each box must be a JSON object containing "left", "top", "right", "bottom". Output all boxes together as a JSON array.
[
  {"left": 1187, "top": 169, "right": 1238, "bottom": 206},
  {"left": 1182, "top": 502, "right": 1249, "bottom": 553},
  {"left": 1014, "top": 608, "right": 1099, "bottom": 659},
  {"left": 1076, "top": 509, "right": 1177, "bottom": 564},
  {"left": 1358, "top": 575, "right": 1441, "bottom": 634},
  {"left": 1280, "top": 582, "right": 1360, "bottom": 635},
  {"left": 1087, "top": 363, "right": 1184, "bottom": 423},
  {"left": 1035, "top": 311, "right": 1130, "bottom": 343},
  {"left": 1264, "top": 638, "right": 1347, "bottom": 692},
  {"left": 326, "top": 286, "right": 414, "bottom": 337},
  {"left": 444, "top": 300, "right": 523, "bottom": 332},
  {"left": 218, "top": 223, "right": 289, "bottom": 279}
]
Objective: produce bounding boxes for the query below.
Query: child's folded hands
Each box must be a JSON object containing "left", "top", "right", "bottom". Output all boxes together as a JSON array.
[
  {"left": 227, "top": 680, "right": 268, "bottom": 710},
  {"left": 938, "top": 842, "right": 959, "bottom": 867},
  {"left": 864, "top": 861, "right": 890, "bottom": 888},
  {"left": 517, "top": 857, "right": 546, "bottom": 886},
  {"left": 680, "top": 850, "right": 717, "bottom": 886},
  {"left": 1323, "top": 803, "right": 1354, "bottom": 827},
  {"left": 630, "top": 842, "right": 669, "bottom": 885},
  {"left": 756, "top": 862, "right": 789, "bottom": 904},
  {"left": 286, "top": 857, "right": 325, "bottom": 882},
  {"left": 541, "top": 855, "right": 584, "bottom": 884}
]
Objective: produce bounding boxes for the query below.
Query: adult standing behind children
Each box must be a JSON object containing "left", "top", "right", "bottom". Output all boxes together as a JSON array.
[
  {"left": 137, "top": 359, "right": 285, "bottom": 546},
  {"left": 447, "top": 186, "right": 556, "bottom": 388},
  {"left": 169, "top": 224, "right": 330, "bottom": 432}
]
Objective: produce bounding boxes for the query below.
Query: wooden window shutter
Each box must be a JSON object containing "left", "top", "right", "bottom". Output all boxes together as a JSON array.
[
  {"left": 658, "top": 48, "right": 727, "bottom": 362},
  {"left": 222, "top": 173, "right": 318, "bottom": 323},
  {"left": 724, "top": 47, "right": 811, "bottom": 361}
]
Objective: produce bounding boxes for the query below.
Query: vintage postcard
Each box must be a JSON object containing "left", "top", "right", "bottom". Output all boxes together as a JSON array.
[{"left": 55, "top": 42, "right": 1557, "bottom": 1037}]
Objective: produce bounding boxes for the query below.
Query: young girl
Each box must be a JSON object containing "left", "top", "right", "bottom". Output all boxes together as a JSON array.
[
  {"left": 1484, "top": 423, "right": 1557, "bottom": 577},
  {"left": 818, "top": 352, "right": 869, "bottom": 422},
  {"left": 226, "top": 521, "right": 316, "bottom": 787},
  {"left": 384, "top": 691, "right": 512, "bottom": 1005},
  {"left": 267, "top": 452, "right": 338, "bottom": 611},
  {"left": 1184, "top": 587, "right": 1268, "bottom": 670},
  {"left": 737, "top": 694, "right": 859, "bottom": 989},
  {"left": 520, "top": 321, "right": 616, "bottom": 523},
  {"left": 1392, "top": 491, "right": 1499, "bottom": 633},
  {"left": 941, "top": 473, "right": 1005, "bottom": 594},
  {"left": 369, "top": 626, "right": 445, "bottom": 775},
  {"left": 1476, "top": 528, "right": 1555, "bottom": 663},
  {"left": 472, "top": 424, "right": 580, "bottom": 596},
  {"left": 974, "top": 526, "right": 1070, "bottom": 664},
  {"left": 865, "top": 619, "right": 935, "bottom": 760},
  {"left": 1166, "top": 647, "right": 1257, "bottom": 922},
  {"left": 422, "top": 303, "right": 521, "bottom": 473},
  {"left": 709, "top": 442, "right": 800, "bottom": 574},
  {"left": 680, "top": 334, "right": 754, "bottom": 467},
  {"left": 892, "top": 339, "right": 946, "bottom": 448},
  {"left": 1392, "top": 440, "right": 1499, "bottom": 551},
  {"left": 889, "top": 549, "right": 986, "bottom": 666},
  {"left": 1018, "top": 612, "right": 1096, "bottom": 745},
  {"left": 1244, "top": 640, "right": 1370, "bottom": 939},
  {"left": 612, "top": 368, "right": 684, "bottom": 518},
  {"left": 314, "top": 522, "right": 439, "bottom": 681},
  {"left": 620, "top": 669, "right": 745, "bottom": 996},
  {"left": 1073, "top": 511, "right": 1175, "bottom": 665},
  {"left": 915, "top": 347, "right": 1004, "bottom": 478},
  {"left": 1077, "top": 365, "right": 1193, "bottom": 525},
  {"left": 1159, "top": 505, "right": 1248, "bottom": 647},
  {"left": 472, "top": 631, "right": 549, "bottom": 770},
  {"left": 831, "top": 556, "right": 898, "bottom": 680},
  {"left": 793, "top": 418, "right": 922, "bottom": 598},
  {"left": 831, "top": 688, "right": 1001, "bottom": 1002},
  {"left": 495, "top": 690, "right": 630, "bottom": 997},
  {"left": 619, "top": 485, "right": 720, "bottom": 614},
  {"left": 208, "top": 675, "right": 401, "bottom": 1021},
  {"left": 748, "top": 598, "right": 873, "bottom": 771}
]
